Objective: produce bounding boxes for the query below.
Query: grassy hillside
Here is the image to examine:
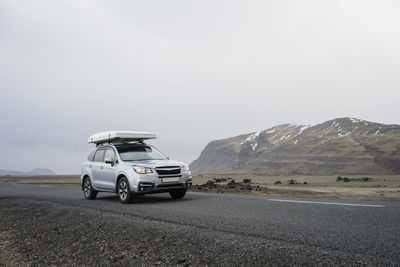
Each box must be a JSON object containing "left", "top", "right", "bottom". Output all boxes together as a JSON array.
[{"left": 190, "top": 118, "right": 400, "bottom": 175}]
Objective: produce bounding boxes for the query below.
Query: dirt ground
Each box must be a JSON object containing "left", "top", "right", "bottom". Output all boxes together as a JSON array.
[
  {"left": 0, "top": 175, "right": 80, "bottom": 186},
  {"left": 1, "top": 174, "right": 399, "bottom": 201}
]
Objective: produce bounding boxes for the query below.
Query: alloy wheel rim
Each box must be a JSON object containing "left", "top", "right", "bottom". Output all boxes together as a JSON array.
[
  {"left": 119, "top": 181, "right": 128, "bottom": 200},
  {"left": 84, "top": 180, "right": 91, "bottom": 197}
]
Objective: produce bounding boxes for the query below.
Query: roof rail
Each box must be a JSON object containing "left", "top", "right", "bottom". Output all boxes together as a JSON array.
[{"left": 96, "top": 140, "right": 147, "bottom": 147}]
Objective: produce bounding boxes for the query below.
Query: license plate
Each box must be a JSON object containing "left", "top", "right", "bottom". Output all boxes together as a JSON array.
[{"left": 162, "top": 177, "right": 180, "bottom": 183}]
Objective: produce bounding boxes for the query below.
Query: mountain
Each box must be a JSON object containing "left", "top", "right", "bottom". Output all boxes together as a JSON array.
[
  {"left": 0, "top": 168, "right": 55, "bottom": 176},
  {"left": 190, "top": 118, "right": 400, "bottom": 175}
]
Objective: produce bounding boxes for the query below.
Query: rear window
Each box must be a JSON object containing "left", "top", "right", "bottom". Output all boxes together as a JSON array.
[
  {"left": 93, "top": 149, "right": 106, "bottom": 162},
  {"left": 87, "top": 149, "right": 96, "bottom": 162}
]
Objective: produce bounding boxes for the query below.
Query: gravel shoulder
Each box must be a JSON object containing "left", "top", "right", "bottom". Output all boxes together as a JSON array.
[{"left": 0, "top": 197, "right": 394, "bottom": 266}]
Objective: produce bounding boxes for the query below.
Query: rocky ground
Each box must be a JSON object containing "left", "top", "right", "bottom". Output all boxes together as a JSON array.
[
  {"left": 190, "top": 175, "right": 400, "bottom": 201},
  {"left": 192, "top": 177, "right": 265, "bottom": 193}
]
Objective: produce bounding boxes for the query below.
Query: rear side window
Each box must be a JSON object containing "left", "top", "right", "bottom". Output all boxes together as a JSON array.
[
  {"left": 87, "top": 149, "right": 96, "bottom": 162},
  {"left": 93, "top": 149, "right": 106, "bottom": 162}
]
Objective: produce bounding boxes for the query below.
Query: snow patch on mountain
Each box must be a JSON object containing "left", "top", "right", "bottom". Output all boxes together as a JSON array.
[
  {"left": 292, "top": 125, "right": 311, "bottom": 138},
  {"left": 241, "top": 131, "right": 261, "bottom": 151},
  {"left": 374, "top": 127, "right": 382, "bottom": 135}
]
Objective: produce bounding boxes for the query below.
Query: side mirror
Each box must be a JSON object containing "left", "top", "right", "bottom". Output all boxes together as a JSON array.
[{"left": 105, "top": 157, "right": 114, "bottom": 165}]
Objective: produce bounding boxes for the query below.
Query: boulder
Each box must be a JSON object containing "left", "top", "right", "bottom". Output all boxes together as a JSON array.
[{"left": 204, "top": 180, "right": 217, "bottom": 187}]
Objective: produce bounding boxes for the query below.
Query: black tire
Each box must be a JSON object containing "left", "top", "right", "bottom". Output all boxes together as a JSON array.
[
  {"left": 83, "top": 177, "right": 97, "bottom": 200},
  {"left": 169, "top": 189, "right": 187, "bottom": 199},
  {"left": 118, "top": 177, "right": 134, "bottom": 204}
]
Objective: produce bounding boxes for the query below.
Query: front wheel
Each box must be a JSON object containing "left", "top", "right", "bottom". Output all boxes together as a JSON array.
[
  {"left": 169, "top": 189, "right": 187, "bottom": 199},
  {"left": 118, "top": 177, "right": 134, "bottom": 204},
  {"left": 83, "top": 177, "right": 97, "bottom": 200}
]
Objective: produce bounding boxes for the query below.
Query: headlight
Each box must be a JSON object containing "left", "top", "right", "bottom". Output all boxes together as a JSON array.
[
  {"left": 133, "top": 166, "right": 153, "bottom": 174},
  {"left": 182, "top": 164, "right": 190, "bottom": 172}
]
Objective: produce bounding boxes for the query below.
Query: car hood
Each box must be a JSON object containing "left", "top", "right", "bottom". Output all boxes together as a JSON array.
[{"left": 123, "top": 159, "right": 185, "bottom": 168}]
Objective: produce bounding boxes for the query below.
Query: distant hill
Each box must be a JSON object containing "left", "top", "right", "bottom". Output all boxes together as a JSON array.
[
  {"left": 0, "top": 168, "right": 55, "bottom": 176},
  {"left": 190, "top": 118, "right": 400, "bottom": 175}
]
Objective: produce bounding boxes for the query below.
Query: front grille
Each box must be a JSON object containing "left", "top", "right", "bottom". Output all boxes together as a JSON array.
[{"left": 155, "top": 166, "right": 181, "bottom": 175}]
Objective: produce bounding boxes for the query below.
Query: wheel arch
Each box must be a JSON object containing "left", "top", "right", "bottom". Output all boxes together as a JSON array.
[
  {"left": 115, "top": 174, "right": 127, "bottom": 194},
  {"left": 82, "top": 175, "right": 91, "bottom": 191}
]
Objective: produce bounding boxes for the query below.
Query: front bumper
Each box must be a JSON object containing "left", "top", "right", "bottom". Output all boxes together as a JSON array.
[{"left": 136, "top": 178, "right": 192, "bottom": 195}]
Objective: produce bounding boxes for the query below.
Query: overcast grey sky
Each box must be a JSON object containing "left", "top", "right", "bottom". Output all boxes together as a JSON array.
[{"left": 1, "top": 0, "right": 399, "bottom": 174}]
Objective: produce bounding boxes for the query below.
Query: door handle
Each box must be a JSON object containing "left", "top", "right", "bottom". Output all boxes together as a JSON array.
[{"left": 100, "top": 166, "right": 104, "bottom": 170}]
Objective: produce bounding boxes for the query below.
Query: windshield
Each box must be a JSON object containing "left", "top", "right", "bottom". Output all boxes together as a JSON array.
[{"left": 116, "top": 144, "right": 167, "bottom": 161}]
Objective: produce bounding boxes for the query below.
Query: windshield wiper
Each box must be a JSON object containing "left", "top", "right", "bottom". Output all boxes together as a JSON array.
[
  {"left": 124, "top": 158, "right": 165, "bottom": 161},
  {"left": 123, "top": 159, "right": 153, "bottom": 161}
]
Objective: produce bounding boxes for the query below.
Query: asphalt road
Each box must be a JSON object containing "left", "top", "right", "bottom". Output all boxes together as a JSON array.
[{"left": 0, "top": 183, "right": 399, "bottom": 266}]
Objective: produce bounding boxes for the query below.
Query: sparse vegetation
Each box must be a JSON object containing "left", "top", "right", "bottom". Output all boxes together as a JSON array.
[
  {"left": 212, "top": 178, "right": 228, "bottom": 183},
  {"left": 337, "top": 176, "right": 373, "bottom": 182}
]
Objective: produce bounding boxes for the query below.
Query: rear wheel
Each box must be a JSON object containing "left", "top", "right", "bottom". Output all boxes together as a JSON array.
[
  {"left": 83, "top": 177, "right": 97, "bottom": 200},
  {"left": 169, "top": 189, "right": 187, "bottom": 199},
  {"left": 118, "top": 177, "right": 134, "bottom": 204}
]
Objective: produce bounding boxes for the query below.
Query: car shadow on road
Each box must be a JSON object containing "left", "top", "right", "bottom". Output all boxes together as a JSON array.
[{"left": 94, "top": 193, "right": 199, "bottom": 204}]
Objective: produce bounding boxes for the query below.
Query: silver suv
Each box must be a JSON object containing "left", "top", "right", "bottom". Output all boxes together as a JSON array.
[{"left": 81, "top": 142, "right": 192, "bottom": 203}]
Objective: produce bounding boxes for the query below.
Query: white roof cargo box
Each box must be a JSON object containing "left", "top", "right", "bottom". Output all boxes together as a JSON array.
[{"left": 88, "top": 131, "right": 156, "bottom": 144}]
